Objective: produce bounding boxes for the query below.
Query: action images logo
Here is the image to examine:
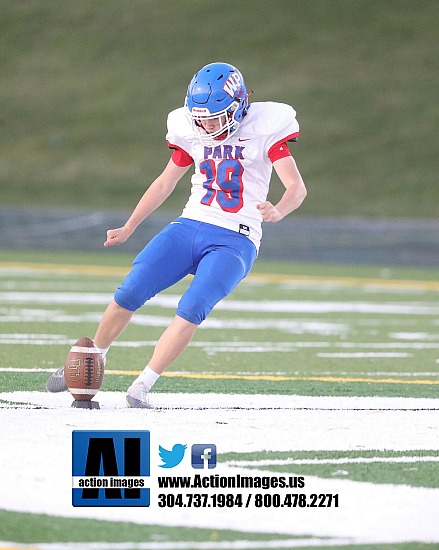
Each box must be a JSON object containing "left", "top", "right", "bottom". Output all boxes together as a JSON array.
[{"left": 72, "top": 430, "right": 150, "bottom": 507}]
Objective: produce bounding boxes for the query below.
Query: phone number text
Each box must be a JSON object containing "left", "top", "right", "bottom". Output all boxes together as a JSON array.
[{"left": 158, "top": 493, "right": 339, "bottom": 508}]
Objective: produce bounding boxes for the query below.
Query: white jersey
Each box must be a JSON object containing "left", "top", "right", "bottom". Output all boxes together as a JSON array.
[{"left": 166, "top": 102, "right": 299, "bottom": 251}]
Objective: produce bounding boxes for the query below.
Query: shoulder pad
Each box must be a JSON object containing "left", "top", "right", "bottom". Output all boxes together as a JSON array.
[
  {"left": 243, "top": 102, "right": 299, "bottom": 138},
  {"left": 166, "top": 107, "right": 192, "bottom": 140}
]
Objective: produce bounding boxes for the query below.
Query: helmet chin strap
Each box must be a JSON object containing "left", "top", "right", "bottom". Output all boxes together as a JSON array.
[
  {"left": 214, "top": 131, "right": 229, "bottom": 141},
  {"left": 242, "top": 90, "right": 254, "bottom": 119},
  {"left": 196, "top": 122, "right": 238, "bottom": 146}
]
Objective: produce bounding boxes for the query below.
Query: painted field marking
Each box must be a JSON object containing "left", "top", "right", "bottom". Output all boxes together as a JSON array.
[
  {"left": 1, "top": 367, "right": 438, "bottom": 386},
  {"left": 316, "top": 352, "right": 412, "bottom": 358},
  {"left": 0, "top": 261, "right": 130, "bottom": 277},
  {"left": 159, "top": 371, "right": 439, "bottom": 385},
  {"left": 2, "top": 390, "right": 438, "bottom": 544},
  {"left": 3, "top": 335, "right": 439, "bottom": 353},
  {"left": 2, "top": 291, "right": 439, "bottom": 315},
  {"left": 1, "top": 260, "right": 439, "bottom": 291}
]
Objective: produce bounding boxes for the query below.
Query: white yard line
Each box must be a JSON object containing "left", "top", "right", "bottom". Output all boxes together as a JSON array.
[
  {"left": 3, "top": 333, "right": 439, "bottom": 353},
  {"left": 1, "top": 392, "right": 439, "bottom": 544},
  {"left": 1, "top": 292, "right": 439, "bottom": 315},
  {"left": 317, "top": 352, "right": 412, "bottom": 358}
]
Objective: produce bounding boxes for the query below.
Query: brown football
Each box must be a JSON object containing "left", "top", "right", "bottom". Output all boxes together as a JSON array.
[{"left": 64, "top": 337, "right": 104, "bottom": 401}]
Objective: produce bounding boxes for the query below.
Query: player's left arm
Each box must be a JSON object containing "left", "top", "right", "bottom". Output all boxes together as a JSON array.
[{"left": 257, "top": 156, "right": 307, "bottom": 223}]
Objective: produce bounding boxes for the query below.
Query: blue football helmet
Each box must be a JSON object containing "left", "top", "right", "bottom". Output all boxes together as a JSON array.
[{"left": 185, "top": 62, "right": 248, "bottom": 143}]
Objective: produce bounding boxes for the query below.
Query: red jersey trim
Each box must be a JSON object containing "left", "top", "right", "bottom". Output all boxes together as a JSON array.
[
  {"left": 268, "top": 141, "right": 291, "bottom": 162},
  {"left": 267, "top": 132, "right": 300, "bottom": 163},
  {"left": 168, "top": 142, "right": 194, "bottom": 167}
]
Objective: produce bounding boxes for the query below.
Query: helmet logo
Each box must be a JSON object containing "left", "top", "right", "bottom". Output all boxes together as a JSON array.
[
  {"left": 191, "top": 107, "right": 210, "bottom": 116},
  {"left": 223, "top": 72, "right": 242, "bottom": 98}
]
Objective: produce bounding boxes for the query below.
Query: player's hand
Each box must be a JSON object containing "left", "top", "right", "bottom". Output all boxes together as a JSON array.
[
  {"left": 104, "top": 226, "right": 131, "bottom": 247},
  {"left": 256, "top": 201, "right": 283, "bottom": 223}
]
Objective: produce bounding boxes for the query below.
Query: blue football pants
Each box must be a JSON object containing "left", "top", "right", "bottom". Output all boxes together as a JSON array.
[{"left": 114, "top": 218, "right": 257, "bottom": 325}]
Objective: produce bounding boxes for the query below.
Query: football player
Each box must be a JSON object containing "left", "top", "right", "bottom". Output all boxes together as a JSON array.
[{"left": 46, "top": 62, "right": 307, "bottom": 407}]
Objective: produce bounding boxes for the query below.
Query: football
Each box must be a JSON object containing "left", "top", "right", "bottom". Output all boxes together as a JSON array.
[{"left": 64, "top": 337, "right": 104, "bottom": 402}]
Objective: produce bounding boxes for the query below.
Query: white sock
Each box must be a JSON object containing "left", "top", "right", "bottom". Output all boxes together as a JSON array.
[
  {"left": 97, "top": 347, "right": 109, "bottom": 365},
  {"left": 139, "top": 366, "right": 160, "bottom": 392},
  {"left": 97, "top": 347, "right": 109, "bottom": 357}
]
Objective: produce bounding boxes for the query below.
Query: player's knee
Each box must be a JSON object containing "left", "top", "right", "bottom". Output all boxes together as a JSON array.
[
  {"left": 114, "top": 281, "right": 153, "bottom": 312},
  {"left": 176, "top": 279, "right": 233, "bottom": 325},
  {"left": 176, "top": 303, "right": 210, "bottom": 325},
  {"left": 176, "top": 292, "right": 214, "bottom": 325}
]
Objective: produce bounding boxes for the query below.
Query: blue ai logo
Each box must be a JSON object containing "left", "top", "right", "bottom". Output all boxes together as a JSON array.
[
  {"left": 72, "top": 430, "right": 150, "bottom": 507},
  {"left": 158, "top": 444, "right": 187, "bottom": 468},
  {"left": 191, "top": 444, "right": 217, "bottom": 469}
]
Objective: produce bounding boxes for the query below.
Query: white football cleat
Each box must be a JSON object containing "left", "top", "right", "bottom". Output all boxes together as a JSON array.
[{"left": 126, "top": 377, "right": 153, "bottom": 409}]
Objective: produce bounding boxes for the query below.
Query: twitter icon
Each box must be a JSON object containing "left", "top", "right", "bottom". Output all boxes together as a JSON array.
[{"left": 159, "top": 444, "right": 187, "bottom": 468}]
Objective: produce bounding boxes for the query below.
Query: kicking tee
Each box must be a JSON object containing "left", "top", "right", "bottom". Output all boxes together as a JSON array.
[{"left": 166, "top": 102, "right": 300, "bottom": 251}]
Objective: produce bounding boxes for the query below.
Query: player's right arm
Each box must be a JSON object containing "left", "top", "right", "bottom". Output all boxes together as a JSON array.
[{"left": 104, "top": 158, "right": 191, "bottom": 247}]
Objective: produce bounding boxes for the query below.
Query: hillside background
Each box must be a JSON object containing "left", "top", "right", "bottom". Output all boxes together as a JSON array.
[{"left": 1, "top": 0, "right": 438, "bottom": 219}]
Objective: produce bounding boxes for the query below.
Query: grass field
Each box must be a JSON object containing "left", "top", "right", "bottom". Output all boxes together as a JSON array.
[
  {"left": 1, "top": 250, "right": 438, "bottom": 549},
  {"left": 2, "top": 0, "right": 439, "bottom": 217}
]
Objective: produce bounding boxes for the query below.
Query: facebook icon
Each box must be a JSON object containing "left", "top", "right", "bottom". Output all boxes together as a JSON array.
[{"left": 191, "top": 444, "right": 217, "bottom": 469}]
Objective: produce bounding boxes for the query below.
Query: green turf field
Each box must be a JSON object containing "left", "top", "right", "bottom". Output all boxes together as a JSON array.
[
  {"left": 1, "top": 252, "right": 438, "bottom": 548},
  {"left": 1, "top": 250, "right": 439, "bottom": 399}
]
